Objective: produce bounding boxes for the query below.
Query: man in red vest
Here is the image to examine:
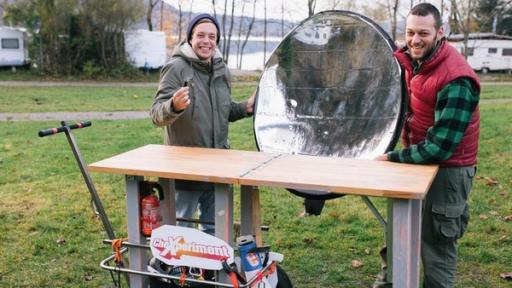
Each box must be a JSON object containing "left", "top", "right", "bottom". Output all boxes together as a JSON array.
[{"left": 375, "top": 3, "right": 480, "bottom": 287}]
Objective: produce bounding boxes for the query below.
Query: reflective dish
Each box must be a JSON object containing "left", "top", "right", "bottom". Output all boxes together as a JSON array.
[{"left": 253, "top": 10, "right": 405, "bottom": 200}]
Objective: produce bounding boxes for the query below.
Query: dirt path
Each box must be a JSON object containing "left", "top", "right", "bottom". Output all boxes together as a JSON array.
[
  {"left": 2, "top": 97, "right": 510, "bottom": 122},
  {"left": 0, "top": 111, "right": 149, "bottom": 121},
  {"left": 0, "top": 81, "right": 510, "bottom": 122},
  {"left": 0, "top": 80, "right": 509, "bottom": 87},
  {"left": 0, "top": 80, "right": 158, "bottom": 87}
]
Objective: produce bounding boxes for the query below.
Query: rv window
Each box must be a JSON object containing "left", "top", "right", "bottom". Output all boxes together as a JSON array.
[
  {"left": 488, "top": 48, "right": 497, "bottom": 54},
  {"left": 503, "top": 48, "right": 512, "bottom": 56},
  {"left": 466, "top": 47, "right": 474, "bottom": 56},
  {"left": 1, "top": 38, "right": 19, "bottom": 49}
]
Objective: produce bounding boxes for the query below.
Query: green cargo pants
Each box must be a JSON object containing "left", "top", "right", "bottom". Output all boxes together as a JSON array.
[
  {"left": 373, "top": 166, "right": 476, "bottom": 288},
  {"left": 421, "top": 166, "right": 475, "bottom": 287}
]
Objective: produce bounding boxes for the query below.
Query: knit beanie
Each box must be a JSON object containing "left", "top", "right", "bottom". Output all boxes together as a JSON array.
[{"left": 187, "top": 13, "right": 220, "bottom": 45}]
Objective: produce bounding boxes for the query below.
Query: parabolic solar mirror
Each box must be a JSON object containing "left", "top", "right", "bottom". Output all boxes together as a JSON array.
[{"left": 253, "top": 11, "right": 404, "bottom": 200}]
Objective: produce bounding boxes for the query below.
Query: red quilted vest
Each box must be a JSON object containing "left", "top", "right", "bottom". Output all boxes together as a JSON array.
[{"left": 394, "top": 39, "right": 480, "bottom": 167}]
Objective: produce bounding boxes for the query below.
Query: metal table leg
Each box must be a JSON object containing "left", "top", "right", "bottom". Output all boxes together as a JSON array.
[
  {"left": 391, "top": 198, "right": 422, "bottom": 288},
  {"left": 158, "top": 178, "right": 176, "bottom": 225},
  {"left": 240, "top": 185, "right": 262, "bottom": 246},
  {"left": 214, "top": 183, "right": 234, "bottom": 284},
  {"left": 126, "top": 175, "right": 147, "bottom": 288},
  {"left": 214, "top": 183, "right": 234, "bottom": 244}
]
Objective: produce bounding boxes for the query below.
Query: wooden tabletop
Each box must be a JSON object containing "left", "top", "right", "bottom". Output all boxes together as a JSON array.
[
  {"left": 239, "top": 154, "right": 438, "bottom": 199},
  {"left": 88, "top": 144, "right": 279, "bottom": 184},
  {"left": 89, "top": 144, "right": 438, "bottom": 200}
]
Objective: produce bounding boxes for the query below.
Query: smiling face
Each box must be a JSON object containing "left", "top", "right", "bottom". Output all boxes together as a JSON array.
[
  {"left": 405, "top": 14, "right": 444, "bottom": 62},
  {"left": 190, "top": 22, "right": 218, "bottom": 61}
]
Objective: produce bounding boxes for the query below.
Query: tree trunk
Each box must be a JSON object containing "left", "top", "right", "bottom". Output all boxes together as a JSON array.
[
  {"left": 222, "top": 0, "right": 228, "bottom": 57},
  {"left": 224, "top": 0, "right": 235, "bottom": 63},
  {"left": 147, "top": 5, "right": 153, "bottom": 31},
  {"left": 391, "top": 0, "right": 399, "bottom": 40},
  {"left": 146, "top": 1, "right": 155, "bottom": 31},
  {"left": 236, "top": 0, "right": 246, "bottom": 69},
  {"left": 188, "top": 0, "right": 194, "bottom": 23},
  {"left": 159, "top": 1, "right": 164, "bottom": 31},
  {"left": 178, "top": 2, "right": 183, "bottom": 43},
  {"left": 451, "top": 0, "right": 474, "bottom": 60},
  {"left": 463, "top": 0, "right": 473, "bottom": 60},
  {"left": 264, "top": 0, "right": 267, "bottom": 67},
  {"left": 281, "top": 0, "right": 284, "bottom": 37},
  {"left": 240, "top": 0, "right": 256, "bottom": 69},
  {"left": 308, "top": 0, "right": 316, "bottom": 17},
  {"left": 212, "top": 0, "right": 217, "bottom": 20}
]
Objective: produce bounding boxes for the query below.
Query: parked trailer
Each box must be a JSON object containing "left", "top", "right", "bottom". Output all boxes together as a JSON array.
[
  {"left": 124, "top": 30, "right": 167, "bottom": 69},
  {"left": 448, "top": 33, "right": 512, "bottom": 74},
  {"left": 0, "top": 27, "right": 30, "bottom": 67}
]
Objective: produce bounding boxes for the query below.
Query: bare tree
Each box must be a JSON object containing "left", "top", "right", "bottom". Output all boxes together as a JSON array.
[
  {"left": 236, "top": 0, "right": 247, "bottom": 68},
  {"left": 308, "top": 0, "right": 316, "bottom": 17},
  {"left": 159, "top": 0, "right": 164, "bottom": 30},
  {"left": 239, "top": 0, "right": 256, "bottom": 69},
  {"left": 188, "top": 0, "right": 195, "bottom": 23},
  {"left": 281, "top": 0, "right": 284, "bottom": 37},
  {"left": 388, "top": 0, "right": 400, "bottom": 40},
  {"left": 362, "top": 2, "right": 389, "bottom": 22},
  {"left": 221, "top": 0, "right": 228, "bottom": 56},
  {"left": 326, "top": 0, "right": 344, "bottom": 9},
  {"left": 146, "top": 0, "right": 161, "bottom": 31},
  {"left": 224, "top": 0, "right": 235, "bottom": 62},
  {"left": 212, "top": 0, "right": 217, "bottom": 19},
  {"left": 327, "top": 0, "right": 357, "bottom": 11},
  {"left": 450, "top": 0, "right": 477, "bottom": 59},
  {"left": 177, "top": 0, "right": 185, "bottom": 43},
  {"left": 263, "top": 0, "right": 267, "bottom": 67}
]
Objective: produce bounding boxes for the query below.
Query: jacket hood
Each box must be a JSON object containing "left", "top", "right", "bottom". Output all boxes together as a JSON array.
[{"left": 172, "top": 41, "right": 223, "bottom": 64}]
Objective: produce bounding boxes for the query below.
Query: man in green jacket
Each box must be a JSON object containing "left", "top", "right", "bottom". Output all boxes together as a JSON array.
[{"left": 150, "top": 14, "right": 255, "bottom": 234}]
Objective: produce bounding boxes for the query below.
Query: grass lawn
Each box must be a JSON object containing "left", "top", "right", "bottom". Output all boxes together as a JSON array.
[
  {"left": 0, "top": 83, "right": 256, "bottom": 113},
  {"left": 480, "top": 83, "right": 512, "bottom": 99},
  {"left": 0, "top": 83, "right": 511, "bottom": 287}
]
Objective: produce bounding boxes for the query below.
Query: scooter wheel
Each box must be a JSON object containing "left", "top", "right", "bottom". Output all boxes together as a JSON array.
[{"left": 276, "top": 264, "right": 293, "bottom": 288}]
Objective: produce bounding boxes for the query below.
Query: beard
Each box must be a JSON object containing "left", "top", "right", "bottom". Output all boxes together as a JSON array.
[{"left": 409, "top": 36, "right": 440, "bottom": 62}]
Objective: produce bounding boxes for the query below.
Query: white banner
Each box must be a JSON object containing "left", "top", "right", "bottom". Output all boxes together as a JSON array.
[{"left": 150, "top": 225, "right": 234, "bottom": 270}]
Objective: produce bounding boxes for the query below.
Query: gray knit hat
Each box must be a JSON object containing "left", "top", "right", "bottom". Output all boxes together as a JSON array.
[{"left": 187, "top": 14, "right": 220, "bottom": 44}]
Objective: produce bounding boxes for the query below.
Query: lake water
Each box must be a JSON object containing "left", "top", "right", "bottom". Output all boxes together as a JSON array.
[{"left": 222, "top": 37, "right": 281, "bottom": 70}]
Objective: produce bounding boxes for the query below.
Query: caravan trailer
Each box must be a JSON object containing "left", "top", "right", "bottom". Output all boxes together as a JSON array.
[
  {"left": 124, "top": 30, "right": 166, "bottom": 69},
  {"left": 448, "top": 33, "right": 512, "bottom": 74},
  {"left": 0, "top": 27, "right": 30, "bottom": 67}
]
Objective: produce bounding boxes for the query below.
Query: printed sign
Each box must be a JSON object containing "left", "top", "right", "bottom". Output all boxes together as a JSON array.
[{"left": 150, "top": 225, "right": 234, "bottom": 270}]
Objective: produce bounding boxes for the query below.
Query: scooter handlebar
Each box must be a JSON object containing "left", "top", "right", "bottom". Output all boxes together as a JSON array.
[{"left": 38, "top": 121, "right": 92, "bottom": 137}]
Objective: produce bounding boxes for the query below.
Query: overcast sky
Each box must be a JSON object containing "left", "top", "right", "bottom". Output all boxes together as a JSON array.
[
  {"left": 162, "top": 0, "right": 448, "bottom": 24},
  {"left": 161, "top": 0, "right": 383, "bottom": 22}
]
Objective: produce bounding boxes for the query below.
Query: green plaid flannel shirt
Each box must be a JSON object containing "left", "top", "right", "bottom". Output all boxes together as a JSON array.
[{"left": 387, "top": 77, "right": 479, "bottom": 164}]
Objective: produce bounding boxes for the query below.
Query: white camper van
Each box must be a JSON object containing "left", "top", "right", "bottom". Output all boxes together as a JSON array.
[
  {"left": 448, "top": 33, "right": 512, "bottom": 74},
  {"left": 124, "top": 30, "right": 167, "bottom": 69},
  {"left": 0, "top": 27, "right": 30, "bottom": 67}
]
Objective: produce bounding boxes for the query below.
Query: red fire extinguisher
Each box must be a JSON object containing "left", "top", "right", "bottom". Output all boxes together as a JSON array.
[{"left": 140, "top": 182, "right": 162, "bottom": 236}]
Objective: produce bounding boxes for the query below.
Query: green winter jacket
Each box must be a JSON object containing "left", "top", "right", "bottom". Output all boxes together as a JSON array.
[
  {"left": 150, "top": 42, "right": 250, "bottom": 190},
  {"left": 151, "top": 42, "right": 249, "bottom": 148}
]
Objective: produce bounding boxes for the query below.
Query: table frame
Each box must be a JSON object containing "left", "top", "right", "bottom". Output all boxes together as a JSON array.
[{"left": 89, "top": 145, "right": 436, "bottom": 288}]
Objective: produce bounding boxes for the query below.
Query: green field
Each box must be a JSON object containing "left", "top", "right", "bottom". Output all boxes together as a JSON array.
[{"left": 0, "top": 83, "right": 511, "bottom": 287}]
